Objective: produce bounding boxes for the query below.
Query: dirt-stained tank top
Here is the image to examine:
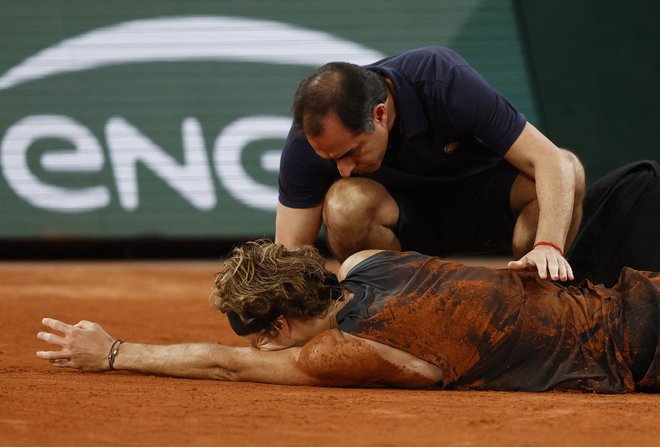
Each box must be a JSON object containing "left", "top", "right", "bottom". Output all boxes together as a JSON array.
[{"left": 337, "top": 251, "right": 659, "bottom": 393}]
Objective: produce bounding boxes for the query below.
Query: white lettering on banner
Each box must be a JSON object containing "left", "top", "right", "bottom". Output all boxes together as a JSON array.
[
  {"left": 0, "top": 115, "right": 110, "bottom": 212},
  {"left": 106, "top": 116, "right": 216, "bottom": 211},
  {"left": 0, "top": 114, "right": 289, "bottom": 213},
  {"left": 0, "top": 15, "right": 386, "bottom": 214},
  {"left": 213, "top": 116, "right": 291, "bottom": 211}
]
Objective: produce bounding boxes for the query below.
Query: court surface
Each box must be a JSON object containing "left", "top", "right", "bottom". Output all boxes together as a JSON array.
[{"left": 2, "top": 260, "right": 659, "bottom": 447}]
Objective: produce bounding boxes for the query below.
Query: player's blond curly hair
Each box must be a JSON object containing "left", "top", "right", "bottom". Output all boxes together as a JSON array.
[{"left": 211, "top": 240, "right": 339, "bottom": 332}]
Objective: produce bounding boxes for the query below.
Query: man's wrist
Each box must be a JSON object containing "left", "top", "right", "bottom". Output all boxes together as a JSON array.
[
  {"left": 533, "top": 241, "right": 564, "bottom": 256},
  {"left": 108, "top": 339, "right": 125, "bottom": 371}
]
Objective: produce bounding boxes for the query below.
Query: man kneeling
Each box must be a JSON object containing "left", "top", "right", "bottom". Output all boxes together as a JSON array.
[{"left": 37, "top": 240, "right": 659, "bottom": 393}]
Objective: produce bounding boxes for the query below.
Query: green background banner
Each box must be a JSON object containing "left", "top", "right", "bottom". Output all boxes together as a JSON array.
[
  {"left": 0, "top": 0, "right": 654, "bottom": 240},
  {"left": 516, "top": 0, "right": 660, "bottom": 179}
]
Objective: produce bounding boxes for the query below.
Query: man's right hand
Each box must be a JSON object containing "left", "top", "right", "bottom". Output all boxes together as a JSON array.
[
  {"left": 507, "top": 244, "right": 574, "bottom": 282},
  {"left": 37, "top": 317, "right": 115, "bottom": 372}
]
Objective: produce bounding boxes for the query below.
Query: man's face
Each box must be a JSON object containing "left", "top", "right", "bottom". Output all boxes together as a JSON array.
[
  {"left": 242, "top": 317, "right": 309, "bottom": 351},
  {"left": 243, "top": 331, "right": 298, "bottom": 351},
  {"left": 307, "top": 108, "right": 389, "bottom": 178}
]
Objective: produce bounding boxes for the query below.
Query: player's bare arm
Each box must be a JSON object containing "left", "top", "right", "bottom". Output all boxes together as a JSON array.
[
  {"left": 37, "top": 317, "right": 320, "bottom": 384},
  {"left": 37, "top": 317, "right": 441, "bottom": 388},
  {"left": 274, "top": 202, "right": 323, "bottom": 249},
  {"left": 504, "top": 122, "right": 584, "bottom": 281}
]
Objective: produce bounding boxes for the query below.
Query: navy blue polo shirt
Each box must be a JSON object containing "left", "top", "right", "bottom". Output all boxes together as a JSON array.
[{"left": 278, "top": 46, "right": 527, "bottom": 208}]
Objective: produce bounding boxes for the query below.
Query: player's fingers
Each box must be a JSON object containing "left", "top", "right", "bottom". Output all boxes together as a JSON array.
[
  {"left": 41, "top": 318, "right": 72, "bottom": 335},
  {"left": 37, "top": 350, "right": 69, "bottom": 360},
  {"left": 37, "top": 331, "right": 66, "bottom": 346}
]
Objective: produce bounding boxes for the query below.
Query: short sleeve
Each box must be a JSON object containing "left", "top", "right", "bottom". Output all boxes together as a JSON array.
[
  {"left": 445, "top": 65, "right": 526, "bottom": 156},
  {"left": 278, "top": 127, "right": 340, "bottom": 208}
]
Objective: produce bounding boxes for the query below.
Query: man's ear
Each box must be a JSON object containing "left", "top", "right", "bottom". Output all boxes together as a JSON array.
[
  {"left": 373, "top": 103, "right": 387, "bottom": 125},
  {"left": 273, "top": 315, "right": 292, "bottom": 336}
]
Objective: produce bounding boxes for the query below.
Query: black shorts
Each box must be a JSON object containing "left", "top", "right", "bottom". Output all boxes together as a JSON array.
[{"left": 391, "top": 161, "right": 519, "bottom": 256}]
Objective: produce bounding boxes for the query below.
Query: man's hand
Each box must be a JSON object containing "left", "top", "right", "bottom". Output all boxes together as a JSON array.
[
  {"left": 507, "top": 245, "right": 574, "bottom": 281},
  {"left": 36, "top": 318, "right": 114, "bottom": 371}
]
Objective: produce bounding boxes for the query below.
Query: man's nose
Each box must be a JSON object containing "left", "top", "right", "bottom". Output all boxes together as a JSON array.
[{"left": 336, "top": 158, "right": 355, "bottom": 177}]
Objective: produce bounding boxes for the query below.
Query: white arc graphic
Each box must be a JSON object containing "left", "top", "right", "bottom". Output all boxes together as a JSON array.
[{"left": 0, "top": 16, "right": 385, "bottom": 91}]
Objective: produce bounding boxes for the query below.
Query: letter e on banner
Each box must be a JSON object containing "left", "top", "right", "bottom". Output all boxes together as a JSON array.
[{"left": 1, "top": 115, "right": 110, "bottom": 212}]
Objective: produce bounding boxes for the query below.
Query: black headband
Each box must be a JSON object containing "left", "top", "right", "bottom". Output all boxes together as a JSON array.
[
  {"left": 226, "top": 271, "right": 343, "bottom": 336},
  {"left": 226, "top": 308, "right": 280, "bottom": 336}
]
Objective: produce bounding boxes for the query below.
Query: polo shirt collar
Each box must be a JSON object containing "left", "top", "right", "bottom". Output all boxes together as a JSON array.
[{"left": 366, "top": 65, "right": 429, "bottom": 138}]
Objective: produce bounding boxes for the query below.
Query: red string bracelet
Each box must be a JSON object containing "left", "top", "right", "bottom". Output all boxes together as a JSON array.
[{"left": 533, "top": 241, "right": 564, "bottom": 256}]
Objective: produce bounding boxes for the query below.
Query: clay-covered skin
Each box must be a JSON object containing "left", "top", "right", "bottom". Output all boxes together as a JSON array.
[
  {"left": 298, "top": 329, "right": 442, "bottom": 388},
  {"left": 338, "top": 251, "right": 659, "bottom": 393}
]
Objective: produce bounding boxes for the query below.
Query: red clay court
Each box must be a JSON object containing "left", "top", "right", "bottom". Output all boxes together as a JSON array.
[{"left": 2, "top": 260, "right": 659, "bottom": 447}]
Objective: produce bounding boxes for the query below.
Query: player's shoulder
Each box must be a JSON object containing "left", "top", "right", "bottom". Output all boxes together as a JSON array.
[
  {"left": 300, "top": 329, "right": 443, "bottom": 388},
  {"left": 297, "top": 330, "right": 377, "bottom": 385},
  {"left": 338, "top": 249, "right": 385, "bottom": 281}
]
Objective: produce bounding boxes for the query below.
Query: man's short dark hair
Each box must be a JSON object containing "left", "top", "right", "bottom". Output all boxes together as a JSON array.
[{"left": 292, "top": 62, "right": 388, "bottom": 137}]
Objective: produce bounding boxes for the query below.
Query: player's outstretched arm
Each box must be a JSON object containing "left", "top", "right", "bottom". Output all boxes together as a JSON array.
[
  {"left": 36, "top": 317, "right": 319, "bottom": 385},
  {"left": 36, "top": 317, "right": 442, "bottom": 388}
]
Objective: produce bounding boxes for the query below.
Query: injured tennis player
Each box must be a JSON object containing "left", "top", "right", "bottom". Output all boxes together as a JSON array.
[{"left": 37, "top": 240, "right": 659, "bottom": 393}]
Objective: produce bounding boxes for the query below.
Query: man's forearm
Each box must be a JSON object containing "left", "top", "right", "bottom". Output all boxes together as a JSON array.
[
  {"left": 37, "top": 318, "right": 319, "bottom": 385},
  {"left": 113, "top": 342, "right": 246, "bottom": 380},
  {"left": 505, "top": 122, "right": 578, "bottom": 251},
  {"left": 275, "top": 202, "right": 323, "bottom": 249},
  {"left": 533, "top": 151, "right": 576, "bottom": 249},
  {"left": 504, "top": 122, "right": 581, "bottom": 280}
]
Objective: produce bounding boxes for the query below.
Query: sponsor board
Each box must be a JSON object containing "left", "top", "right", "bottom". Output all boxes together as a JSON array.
[{"left": 0, "top": 2, "right": 535, "bottom": 239}]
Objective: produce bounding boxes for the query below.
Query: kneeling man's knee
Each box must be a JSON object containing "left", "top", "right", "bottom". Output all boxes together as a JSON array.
[
  {"left": 323, "top": 178, "right": 400, "bottom": 260},
  {"left": 324, "top": 178, "right": 388, "bottom": 229}
]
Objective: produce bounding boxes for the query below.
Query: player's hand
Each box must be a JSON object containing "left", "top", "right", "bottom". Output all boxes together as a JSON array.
[
  {"left": 507, "top": 245, "right": 574, "bottom": 281},
  {"left": 36, "top": 318, "right": 114, "bottom": 371}
]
